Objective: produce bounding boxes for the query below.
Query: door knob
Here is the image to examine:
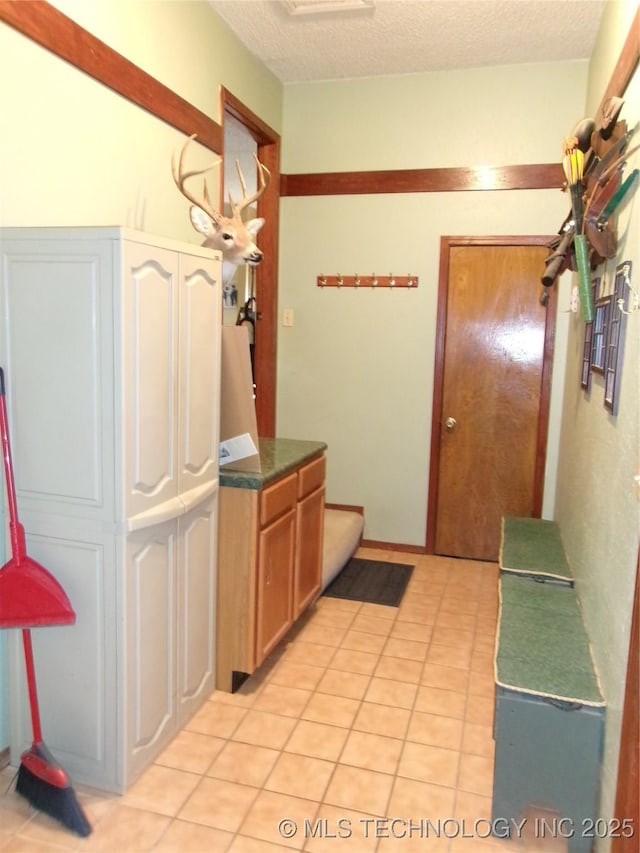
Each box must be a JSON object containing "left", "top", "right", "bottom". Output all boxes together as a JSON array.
[{"left": 445, "top": 417, "right": 457, "bottom": 431}]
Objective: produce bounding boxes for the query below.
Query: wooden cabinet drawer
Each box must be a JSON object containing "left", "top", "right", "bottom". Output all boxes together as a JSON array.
[
  {"left": 298, "top": 455, "right": 326, "bottom": 499},
  {"left": 260, "top": 473, "right": 298, "bottom": 527}
]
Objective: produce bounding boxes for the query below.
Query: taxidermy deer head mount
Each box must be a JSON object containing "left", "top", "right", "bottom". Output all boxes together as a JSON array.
[{"left": 172, "top": 133, "right": 270, "bottom": 285}]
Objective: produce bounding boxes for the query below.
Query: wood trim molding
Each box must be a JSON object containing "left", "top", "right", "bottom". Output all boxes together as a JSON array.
[
  {"left": 0, "top": 0, "right": 223, "bottom": 153},
  {"left": 598, "top": 4, "right": 640, "bottom": 113},
  {"left": 325, "top": 503, "right": 364, "bottom": 515},
  {"left": 281, "top": 163, "right": 563, "bottom": 197},
  {"left": 360, "top": 539, "right": 427, "bottom": 555},
  {"left": 612, "top": 549, "right": 640, "bottom": 852}
]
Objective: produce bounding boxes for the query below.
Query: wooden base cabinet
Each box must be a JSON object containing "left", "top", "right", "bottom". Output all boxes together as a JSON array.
[{"left": 217, "top": 451, "right": 325, "bottom": 692}]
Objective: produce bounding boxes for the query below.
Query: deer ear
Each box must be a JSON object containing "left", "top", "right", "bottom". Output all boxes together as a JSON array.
[
  {"left": 189, "top": 205, "right": 217, "bottom": 236},
  {"left": 244, "top": 217, "right": 265, "bottom": 237}
]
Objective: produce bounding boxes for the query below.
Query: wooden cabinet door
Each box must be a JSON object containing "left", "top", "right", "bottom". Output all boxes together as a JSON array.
[
  {"left": 255, "top": 508, "right": 296, "bottom": 666},
  {"left": 295, "top": 486, "right": 325, "bottom": 617}
]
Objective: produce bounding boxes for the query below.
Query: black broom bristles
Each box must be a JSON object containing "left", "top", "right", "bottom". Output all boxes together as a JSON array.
[{"left": 15, "top": 745, "right": 92, "bottom": 837}]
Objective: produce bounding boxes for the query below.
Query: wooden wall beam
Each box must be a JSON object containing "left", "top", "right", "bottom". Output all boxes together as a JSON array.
[
  {"left": 598, "top": 4, "right": 640, "bottom": 112},
  {"left": 0, "top": 0, "right": 223, "bottom": 153},
  {"left": 280, "top": 163, "right": 564, "bottom": 197}
]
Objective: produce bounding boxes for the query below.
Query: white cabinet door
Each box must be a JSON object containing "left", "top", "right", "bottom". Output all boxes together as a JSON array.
[
  {"left": 177, "top": 492, "right": 218, "bottom": 725},
  {"left": 0, "top": 237, "right": 116, "bottom": 522},
  {"left": 121, "top": 242, "right": 181, "bottom": 529},
  {"left": 8, "top": 517, "right": 119, "bottom": 792},
  {"left": 125, "top": 519, "right": 177, "bottom": 784},
  {"left": 178, "top": 252, "right": 221, "bottom": 510}
]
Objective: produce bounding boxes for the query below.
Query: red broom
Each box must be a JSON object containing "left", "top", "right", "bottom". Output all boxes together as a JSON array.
[{"left": 0, "top": 367, "right": 91, "bottom": 837}]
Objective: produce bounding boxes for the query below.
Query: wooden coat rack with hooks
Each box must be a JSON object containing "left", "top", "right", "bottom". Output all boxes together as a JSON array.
[{"left": 317, "top": 273, "right": 419, "bottom": 289}]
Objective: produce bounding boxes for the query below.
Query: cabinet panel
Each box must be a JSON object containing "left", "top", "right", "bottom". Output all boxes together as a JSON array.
[
  {"left": 298, "top": 455, "right": 326, "bottom": 499},
  {"left": 179, "top": 255, "right": 221, "bottom": 503},
  {"left": 177, "top": 493, "right": 217, "bottom": 724},
  {"left": 295, "top": 486, "right": 325, "bottom": 617},
  {"left": 260, "top": 473, "right": 297, "bottom": 527},
  {"left": 8, "top": 521, "right": 118, "bottom": 791},
  {"left": 256, "top": 509, "right": 296, "bottom": 665},
  {"left": 0, "top": 242, "right": 114, "bottom": 519},
  {"left": 123, "top": 243, "right": 180, "bottom": 522},
  {"left": 126, "top": 522, "right": 176, "bottom": 781}
]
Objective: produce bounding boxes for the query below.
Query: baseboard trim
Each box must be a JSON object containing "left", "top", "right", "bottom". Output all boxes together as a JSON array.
[
  {"left": 360, "top": 538, "right": 427, "bottom": 555},
  {"left": 325, "top": 503, "right": 364, "bottom": 515}
]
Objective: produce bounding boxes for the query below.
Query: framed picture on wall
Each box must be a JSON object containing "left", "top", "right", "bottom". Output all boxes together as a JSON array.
[
  {"left": 604, "top": 262, "right": 632, "bottom": 415},
  {"left": 590, "top": 294, "right": 612, "bottom": 375}
]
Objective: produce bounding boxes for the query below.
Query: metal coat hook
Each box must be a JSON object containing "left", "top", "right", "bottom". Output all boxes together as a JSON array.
[
  {"left": 315, "top": 273, "right": 420, "bottom": 288},
  {"left": 617, "top": 263, "right": 638, "bottom": 314}
]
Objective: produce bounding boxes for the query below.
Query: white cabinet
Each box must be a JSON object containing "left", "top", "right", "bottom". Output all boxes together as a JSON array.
[{"left": 0, "top": 228, "right": 221, "bottom": 792}]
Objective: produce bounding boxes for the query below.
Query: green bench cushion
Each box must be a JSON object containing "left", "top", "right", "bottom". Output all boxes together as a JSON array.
[
  {"left": 496, "top": 575, "right": 604, "bottom": 706},
  {"left": 500, "top": 516, "right": 573, "bottom": 582}
]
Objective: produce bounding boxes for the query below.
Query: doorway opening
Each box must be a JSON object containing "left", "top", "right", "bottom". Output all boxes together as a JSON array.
[{"left": 221, "top": 89, "right": 281, "bottom": 437}]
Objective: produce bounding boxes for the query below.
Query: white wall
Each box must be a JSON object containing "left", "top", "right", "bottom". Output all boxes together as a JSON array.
[
  {"left": 555, "top": 2, "right": 640, "bottom": 847},
  {"left": 278, "top": 62, "right": 587, "bottom": 545}
]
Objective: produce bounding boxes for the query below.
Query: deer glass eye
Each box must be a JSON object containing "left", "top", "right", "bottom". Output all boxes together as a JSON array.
[{"left": 222, "top": 232, "right": 233, "bottom": 242}]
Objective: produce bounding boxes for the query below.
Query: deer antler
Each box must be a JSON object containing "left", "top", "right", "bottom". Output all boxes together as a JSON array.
[
  {"left": 171, "top": 133, "right": 222, "bottom": 223},
  {"left": 173, "top": 133, "right": 270, "bottom": 223},
  {"left": 229, "top": 154, "right": 271, "bottom": 216}
]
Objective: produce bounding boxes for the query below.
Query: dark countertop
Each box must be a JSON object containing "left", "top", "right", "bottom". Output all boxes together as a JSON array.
[{"left": 219, "top": 437, "right": 327, "bottom": 490}]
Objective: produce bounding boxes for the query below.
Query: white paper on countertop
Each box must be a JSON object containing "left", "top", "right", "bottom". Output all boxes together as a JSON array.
[{"left": 219, "top": 432, "right": 259, "bottom": 466}]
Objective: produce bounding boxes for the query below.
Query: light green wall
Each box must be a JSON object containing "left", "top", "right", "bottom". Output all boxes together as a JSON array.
[
  {"left": 555, "top": 2, "right": 640, "bottom": 848},
  {"left": 278, "top": 62, "right": 586, "bottom": 545},
  {"left": 0, "top": 0, "right": 282, "bottom": 753},
  {"left": 0, "top": 0, "right": 282, "bottom": 234}
]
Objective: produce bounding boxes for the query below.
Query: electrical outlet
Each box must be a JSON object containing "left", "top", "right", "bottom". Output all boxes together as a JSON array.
[{"left": 283, "top": 308, "right": 294, "bottom": 327}]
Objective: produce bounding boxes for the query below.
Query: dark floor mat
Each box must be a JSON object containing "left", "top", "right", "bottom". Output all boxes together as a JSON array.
[{"left": 323, "top": 558, "right": 415, "bottom": 607}]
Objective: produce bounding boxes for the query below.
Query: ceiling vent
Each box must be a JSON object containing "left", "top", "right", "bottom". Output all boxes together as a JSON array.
[{"left": 282, "top": 0, "right": 374, "bottom": 16}]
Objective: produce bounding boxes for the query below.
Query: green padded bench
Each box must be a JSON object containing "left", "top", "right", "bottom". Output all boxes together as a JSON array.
[
  {"left": 493, "top": 519, "right": 605, "bottom": 853},
  {"left": 499, "top": 515, "right": 573, "bottom": 584}
]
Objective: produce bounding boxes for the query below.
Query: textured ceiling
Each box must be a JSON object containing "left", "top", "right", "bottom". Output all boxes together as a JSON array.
[{"left": 208, "top": 0, "right": 607, "bottom": 84}]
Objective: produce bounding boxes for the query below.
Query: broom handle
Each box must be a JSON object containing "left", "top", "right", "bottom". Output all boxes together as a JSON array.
[
  {"left": 0, "top": 368, "right": 26, "bottom": 563},
  {"left": 21, "top": 629, "right": 43, "bottom": 745}
]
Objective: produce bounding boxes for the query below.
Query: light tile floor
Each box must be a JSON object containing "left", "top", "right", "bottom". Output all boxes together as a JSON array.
[{"left": 0, "top": 549, "right": 560, "bottom": 852}]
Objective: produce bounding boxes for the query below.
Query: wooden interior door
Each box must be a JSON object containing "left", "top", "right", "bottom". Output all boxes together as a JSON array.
[{"left": 429, "top": 239, "right": 555, "bottom": 561}]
